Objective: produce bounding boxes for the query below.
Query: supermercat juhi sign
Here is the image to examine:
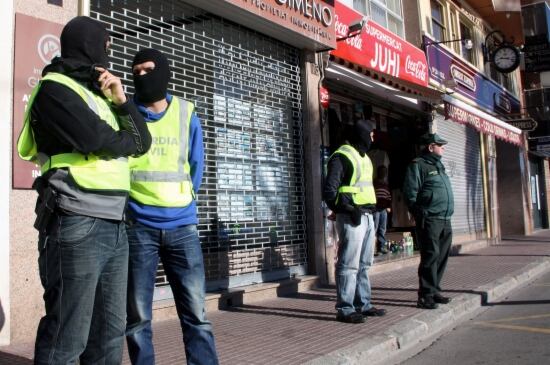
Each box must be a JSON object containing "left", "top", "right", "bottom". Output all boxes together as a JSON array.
[{"left": 330, "top": 0, "right": 429, "bottom": 88}]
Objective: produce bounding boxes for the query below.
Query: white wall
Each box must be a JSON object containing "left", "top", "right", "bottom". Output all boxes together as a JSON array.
[{"left": 0, "top": 0, "right": 14, "bottom": 346}]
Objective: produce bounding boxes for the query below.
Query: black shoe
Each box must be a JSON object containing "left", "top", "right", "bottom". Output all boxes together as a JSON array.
[
  {"left": 417, "top": 296, "right": 439, "bottom": 309},
  {"left": 434, "top": 293, "right": 452, "bottom": 304},
  {"left": 362, "top": 307, "right": 387, "bottom": 317},
  {"left": 336, "top": 312, "right": 366, "bottom": 324},
  {"left": 379, "top": 247, "right": 389, "bottom": 255}
]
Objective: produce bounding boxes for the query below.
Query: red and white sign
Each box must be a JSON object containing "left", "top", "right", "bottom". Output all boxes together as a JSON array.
[
  {"left": 331, "top": 1, "right": 428, "bottom": 88},
  {"left": 12, "top": 14, "right": 64, "bottom": 189},
  {"left": 319, "top": 86, "right": 330, "bottom": 108},
  {"left": 444, "top": 101, "right": 522, "bottom": 146}
]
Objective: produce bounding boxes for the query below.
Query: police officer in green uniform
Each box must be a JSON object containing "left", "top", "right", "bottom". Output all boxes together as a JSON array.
[
  {"left": 324, "top": 120, "right": 387, "bottom": 323},
  {"left": 403, "top": 133, "right": 454, "bottom": 309}
]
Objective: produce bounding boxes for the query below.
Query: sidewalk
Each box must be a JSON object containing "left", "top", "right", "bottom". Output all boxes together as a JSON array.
[{"left": 2, "top": 233, "right": 550, "bottom": 365}]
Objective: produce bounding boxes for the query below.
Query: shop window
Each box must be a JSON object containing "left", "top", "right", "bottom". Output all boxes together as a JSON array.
[
  {"left": 431, "top": 0, "right": 446, "bottom": 42},
  {"left": 352, "top": 0, "right": 405, "bottom": 37},
  {"left": 449, "top": 9, "right": 460, "bottom": 53},
  {"left": 460, "top": 21, "right": 475, "bottom": 65},
  {"left": 371, "top": 2, "right": 388, "bottom": 28},
  {"left": 353, "top": 0, "right": 368, "bottom": 14},
  {"left": 488, "top": 62, "right": 519, "bottom": 96},
  {"left": 386, "top": 0, "right": 402, "bottom": 15}
]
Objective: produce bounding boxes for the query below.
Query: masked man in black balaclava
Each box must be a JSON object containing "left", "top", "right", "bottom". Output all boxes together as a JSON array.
[
  {"left": 17, "top": 16, "right": 151, "bottom": 365},
  {"left": 324, "top": 118, "right": 387, "bottom": 324},
  {"left": 124, "top": 49, "right": 219, "bottom": 365}
]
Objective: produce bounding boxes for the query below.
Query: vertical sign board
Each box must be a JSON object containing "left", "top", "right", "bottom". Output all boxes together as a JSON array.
[{"left": 12, "top": 14, "right": 63, "bottom": 188}]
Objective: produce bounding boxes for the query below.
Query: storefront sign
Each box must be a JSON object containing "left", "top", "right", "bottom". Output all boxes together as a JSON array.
[
  {"left": 331, "top": 1, "right": 428, "bottom": 88},
  {"left": 445, "top": 102, "right": 522, "bottom": 146},
  {"left": 507, "top": 118, "right": 537, "bottom": 131},
  {"left": 12, "top": 14, "right": 63, "bottom": 189},
  {"left": 529, "top": 136, "right": 550, "bottom": 155},
  {"left": 424, "top": 35, "right": 521, "bottom": 116},
  {"left": 219, "top": 0, "right": 336, "bottom": 48}
]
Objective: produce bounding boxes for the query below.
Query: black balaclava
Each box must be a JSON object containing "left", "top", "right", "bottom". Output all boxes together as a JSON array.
[
  {"left": 43, "top": 16, "right": 110, "bottom": 93},
  {"left": 61, "top": 16, "right": 109, "bottom": 67},
  {"left": 349, "top": 119, "right": 373, "bottom": 154},
  {"left": 132, "top": 49, "right": 170, "bottom": 103}
]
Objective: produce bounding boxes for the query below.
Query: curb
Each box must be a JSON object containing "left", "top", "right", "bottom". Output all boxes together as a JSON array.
[{"left": 304, "top": 257, "right": 550, "bottom": 365}]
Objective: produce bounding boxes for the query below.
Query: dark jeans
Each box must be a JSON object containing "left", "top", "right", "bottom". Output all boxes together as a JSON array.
[
  {"left": 373, "top": 209, "right": 388, "bottom": 250},
  {"left": 126, "top": 222, "right": 218, "bottom": 365},
  {"left": 416, "top": 217, "right": 452, "bottom": 297},
  {"left": 34, "top": 215, "right": 128, "bottom": 365}
]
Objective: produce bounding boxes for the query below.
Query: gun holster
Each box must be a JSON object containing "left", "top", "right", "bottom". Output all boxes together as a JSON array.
[{"left": 33, "top": 179, "right": 58, "bottom": 234}]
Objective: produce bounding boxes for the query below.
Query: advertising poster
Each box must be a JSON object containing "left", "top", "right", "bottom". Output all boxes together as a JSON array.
[{"left": 12, "top": 13, "right": 63, "bottom": 188}]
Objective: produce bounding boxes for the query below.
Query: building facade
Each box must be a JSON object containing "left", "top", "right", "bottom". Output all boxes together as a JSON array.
[
  {"left": 2, "top": 0, "right": 335, "bottom": 345},
  {"left": 0, "top": 0, "right": 545, "bottom": 348},
  {"left": 409, "top": 0, "right": 536, "bottom": 240}
]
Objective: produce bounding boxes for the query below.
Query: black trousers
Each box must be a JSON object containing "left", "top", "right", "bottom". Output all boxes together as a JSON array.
[{"left": 416, "top": 217, "right": 452, "bottom": 297}]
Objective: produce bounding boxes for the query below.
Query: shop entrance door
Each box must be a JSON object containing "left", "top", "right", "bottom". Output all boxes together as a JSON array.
[
  {"left": 438, "top": 118, "right": 486, "bottom": 239},
  {"left": 529, "top": 158, "right": 548, "bottom": 229}
]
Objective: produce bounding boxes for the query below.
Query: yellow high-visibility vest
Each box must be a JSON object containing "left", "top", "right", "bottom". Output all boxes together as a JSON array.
[
  {"left": 333, "top": 144, "right": 376, "bottom": 205},
  {"left": 17, "top": 72, "right": 130, "bottom": 192},
  {"left": 129, "top": 97, "right": 195, "bottom": 207}
]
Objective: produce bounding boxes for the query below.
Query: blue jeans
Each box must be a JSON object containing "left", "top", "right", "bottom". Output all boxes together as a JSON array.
[
  {"left": 335, "top": 213, "right": 375, "bottom": 316},
  {"left": 126, "top": 222, "right": 218, "bottom": 365},
  {"left": 373, "top": 209, "right": 388, "bottom": 249},
  {"left": 34, "top": 215, "right": 128, "bottom": 365}
]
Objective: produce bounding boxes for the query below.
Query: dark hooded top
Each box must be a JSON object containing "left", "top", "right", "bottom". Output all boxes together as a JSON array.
[
  {"left": 323, "top": 120, "right": 375, "bottom": 213},
  {"left": 30, "top": 16, "right": 151, "bottom": 159}
]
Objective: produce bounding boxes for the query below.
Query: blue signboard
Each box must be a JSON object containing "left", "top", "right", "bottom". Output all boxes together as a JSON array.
[{"left": 424, "top": 35, "right": 520, "bottom": 116}]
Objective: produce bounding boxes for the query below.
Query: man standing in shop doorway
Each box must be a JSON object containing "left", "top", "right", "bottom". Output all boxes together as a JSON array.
[
  {"left": 125, "top": 49, "right": 219, "bottom": 365},
  {"left": 324, "top": 120, "right": 387, "bottom": 324},
  {"left": 403, "top": 133, "right": 454, "bottom": 310}
]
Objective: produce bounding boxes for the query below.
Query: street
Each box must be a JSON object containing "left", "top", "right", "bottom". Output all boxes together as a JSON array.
[{"left": 400, "top": 270, "right": 550, "bottom": 365}]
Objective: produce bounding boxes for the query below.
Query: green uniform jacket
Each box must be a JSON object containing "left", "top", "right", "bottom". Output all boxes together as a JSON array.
[{"left": 403, "top": 152, "right": 454, "bottom": 220}]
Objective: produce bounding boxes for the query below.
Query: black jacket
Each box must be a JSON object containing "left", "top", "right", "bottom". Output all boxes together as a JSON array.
[
  {"left": 31, "top": 66, "right": 151, "bottom": 158},
  {"left": 323, "top": 144, "right": 375, "bottom": 214}
]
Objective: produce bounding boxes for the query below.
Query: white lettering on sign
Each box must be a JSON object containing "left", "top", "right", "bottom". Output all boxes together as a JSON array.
[
  {"left": 364, "top": 22, "right": 402, "bottom": 52},
  {"left": 370, "top": 42, "right": 400, "bottom": 78},
  {"left": 405, "top": 55, "right": 427, "bottom": 83},
  {"left": 445, "top": 103, "right": 522, "bottom": 145},
  {"left": 334, "top": 14, "right": 362, "bottom": 50},
  {"left": 276, "top": 0, "right": 333, "bottom": 26},
  {"left": 450, "top": 64, "right": 476, "bottom": 92}
]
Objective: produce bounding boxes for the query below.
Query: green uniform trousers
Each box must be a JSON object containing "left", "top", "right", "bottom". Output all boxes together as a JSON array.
[{"left": 416, "top": 217, "right": 452, "bottom": 297}]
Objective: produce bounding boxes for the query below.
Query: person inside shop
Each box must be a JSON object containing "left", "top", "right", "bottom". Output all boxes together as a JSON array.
[
  {"left": 17, "top": 16, "right": 152, "bottom": 364},
  {"left": 373, "top": 166, "right": 391, "bottom": 255},
  {"left": 125, "top": 48, "right": 219, "bottom": 365},
  {"left": 403, "top": 133, "right": 454, "bottom": 310},
  {"left": 323, "top": 119, "right": 387, "bottom": 324}
]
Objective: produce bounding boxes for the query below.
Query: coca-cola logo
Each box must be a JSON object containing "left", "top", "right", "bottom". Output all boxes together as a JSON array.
[
  {"left": 334, "top": 14, "right": 348, "bottom": 38},
  {"left": 405, "top": 55, "right": 427, "bottom": 82},
  {"left": 333, "top": 14, "right": 363, "bottom": 50}
]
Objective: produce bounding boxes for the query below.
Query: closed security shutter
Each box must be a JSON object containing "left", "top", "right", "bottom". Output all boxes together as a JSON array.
[
  {"left": 91, "top": 1, "right": 306, "bottom": 289},
  {"left": 437, "top": 117, "right": 486, "bottom": 236}
]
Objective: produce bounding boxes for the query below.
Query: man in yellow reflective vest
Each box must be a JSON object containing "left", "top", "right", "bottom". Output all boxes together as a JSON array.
[
  {"left": 17, "top": 17, "right": 151, "bottom": 364},
  {"left": 125, "top": 49, "right": 219, "bottom": 365},
  {"left": 323, "top": 119, "right": 387, "bottom": 324}
]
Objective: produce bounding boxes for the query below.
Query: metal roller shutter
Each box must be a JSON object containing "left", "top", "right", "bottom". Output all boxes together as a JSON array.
[
  {"left": 90, "top": 0, "right": 306, "bottom": 289},
  {"left": 437, "top": 117, "right": 486, "bottom": 236}
]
